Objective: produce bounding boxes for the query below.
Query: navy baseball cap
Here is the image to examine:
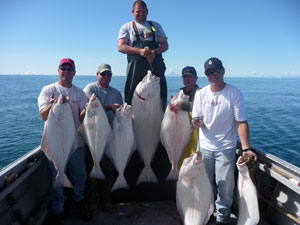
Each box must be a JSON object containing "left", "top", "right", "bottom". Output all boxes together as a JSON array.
[
  {"left": 204, "top": 57, "right": 224, "bottom": 76},
  {"left": 182, "top": 66, "right": 197, "bottom": 76}
]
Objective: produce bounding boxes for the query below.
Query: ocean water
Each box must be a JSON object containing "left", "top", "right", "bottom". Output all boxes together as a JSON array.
[{"left": 0, "top": 75, "right": 299, "bottom": 169}]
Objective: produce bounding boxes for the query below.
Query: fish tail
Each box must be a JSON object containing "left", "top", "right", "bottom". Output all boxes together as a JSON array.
[
  {"left": 136, "top": 166, "right": 158, "bottom": 184},
  {"left": 55, "top": 172, "right": 73, "bottom": 188},
  {"left": 111, "top": 175, "right": 129, "bottom": 192},
  {"left": 166, "top": 168, "right": 178, "bottom": 181},
  {"left": 89, "top": 166, "right": 105, "bottom": 180}
]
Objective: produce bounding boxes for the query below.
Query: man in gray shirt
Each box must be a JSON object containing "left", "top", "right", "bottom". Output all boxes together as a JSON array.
[
  {"left": 84, "top": 63, "right": 123, "bottom": 124},
  {"left": 83, "top": 63, "right": 123, "bottom": 212}
]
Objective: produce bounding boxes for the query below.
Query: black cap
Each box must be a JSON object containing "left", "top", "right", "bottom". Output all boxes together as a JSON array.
[
  {"left": 204, "top": 57, "right": 224, "bottom": 76},
  {"left": 182, "top": 66, "right": 197, "bottom": 76}
]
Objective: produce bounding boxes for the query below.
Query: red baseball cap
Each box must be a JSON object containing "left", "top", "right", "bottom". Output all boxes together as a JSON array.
[{"left": 59, "top": 58, "right": 75, "bottom": 68}]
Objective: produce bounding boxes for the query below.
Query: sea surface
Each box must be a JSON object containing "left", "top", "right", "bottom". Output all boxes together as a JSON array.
[{"left": 0, "top": 75, "right": 299, "bottom": 169}]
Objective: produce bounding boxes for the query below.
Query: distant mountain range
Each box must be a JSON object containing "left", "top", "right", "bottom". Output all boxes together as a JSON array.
[{"left": 165, "top": 71, "right": 180, "bottom": 77}]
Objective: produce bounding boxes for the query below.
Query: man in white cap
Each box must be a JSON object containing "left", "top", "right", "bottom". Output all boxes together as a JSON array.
[{"left": 192, "top": 57, "right": 257, "bottom": 225}]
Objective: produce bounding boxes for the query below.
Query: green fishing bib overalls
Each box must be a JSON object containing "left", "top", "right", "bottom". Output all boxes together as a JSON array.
[{"left": 125, "top": 21, "right": 167, "bottom": 109}]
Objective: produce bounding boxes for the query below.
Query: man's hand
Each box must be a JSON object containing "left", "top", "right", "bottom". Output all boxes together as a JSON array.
[
  {"left": 140, "top": 48, "right": 150, "bottom": 57},
  {"left": 192, "top": 117, "right": 204, "bottom": 128},
  {"left": 170, "top": 102, "right": 181, "bottom": 113},
  {"left": 106, "top": 104, "right": 120, "bottom": 112},
  {"left": 146, "top": 50, "right": 156, "bottom": 63},
  {"left": 242, "top": 150, "right": 257, "bottom": 161}
]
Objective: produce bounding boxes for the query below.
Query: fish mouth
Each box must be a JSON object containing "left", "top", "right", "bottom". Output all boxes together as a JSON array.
[
  {"left": 134, "top": 91, "right": 146, "bottom": 101},
  {"left": 237, "top": 156, "right": 250, "bottom": 165},
  {"left": 90, "top": 94, "right": 97, "bottom": 102}
]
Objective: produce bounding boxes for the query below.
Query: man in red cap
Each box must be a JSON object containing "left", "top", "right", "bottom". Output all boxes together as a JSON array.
[{"left": 38, "top": 58, "right": 91, "bottom": 224}]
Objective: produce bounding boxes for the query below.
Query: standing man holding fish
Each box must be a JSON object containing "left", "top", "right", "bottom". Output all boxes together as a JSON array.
[
  {"left": 169, "top": 66, "right": 200, "bottom": 168},
  {"left": 83, "top": 63, "right": 123, "bottom": 125},
  {"left": 192, "top": 57, "right": 257, "bottom": 225},
  {"left": 38, "top": 58, "right": 91, "bottom": 224},
  {"left": 83, "top": 63, "right": 123, "bottom": 212},
  {"left": 118, "top": 0, "right": 168, "bottom": 109}
]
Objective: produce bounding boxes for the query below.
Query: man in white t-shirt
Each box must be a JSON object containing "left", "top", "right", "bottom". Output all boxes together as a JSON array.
[
  {"left": 192, "top": 57, "right": 257, "bottom": 225},
  {"left": 38, "top": 58, "right": 91, "bottom": 223}
]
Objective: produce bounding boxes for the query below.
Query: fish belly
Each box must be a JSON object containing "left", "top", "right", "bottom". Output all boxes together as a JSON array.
[
  {"left": 41, "top": 103, "right": 75, "bottom": 188},
  {"left": 161, "top": 108, "right": 191, "bottom": 180},
  {"left": 108, "top": 122, "right": 135, "bottom": 191},
  {"left": 132, "top": 93, "right": 163, "bottom": 184},
  {"left": 237, "top": 171, "right": 260, "bottom": 225}
]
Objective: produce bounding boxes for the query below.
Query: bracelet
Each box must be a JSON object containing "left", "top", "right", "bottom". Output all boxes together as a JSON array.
[{"left": 242, "top": 148, "right": 251, "bottom": 152}]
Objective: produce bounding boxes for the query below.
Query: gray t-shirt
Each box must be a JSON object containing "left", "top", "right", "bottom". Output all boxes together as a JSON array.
[
  {"left": 118, "top": 21, "right": 167, "bottom": 46},
  {"left": 84, "top": 82, "right": 123, "bottom": 124}
]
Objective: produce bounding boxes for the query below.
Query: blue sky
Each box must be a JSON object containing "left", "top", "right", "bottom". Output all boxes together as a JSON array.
[{"left": 0, "top": 0, "right": 299, "bottom": 77}]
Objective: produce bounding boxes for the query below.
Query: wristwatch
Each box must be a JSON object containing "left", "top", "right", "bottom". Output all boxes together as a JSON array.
[{"left": 237, "top": 148, "right": 251, "bottom": 155}]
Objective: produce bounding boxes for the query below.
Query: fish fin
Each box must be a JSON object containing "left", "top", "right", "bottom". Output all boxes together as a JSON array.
[
  {"left": 136, "top": 166, "right": 158, "bottom": 184},
  {"left": 111, "top": 175, "right": 129, "bottom": 192},
  {"left": 77, "top": 123, "right": 86, "bottom": 140}
]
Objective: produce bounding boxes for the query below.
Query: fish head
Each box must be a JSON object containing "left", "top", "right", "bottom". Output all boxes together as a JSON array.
[
  {"left": 171, "top": 90, "right": 189, "bottom": 104},
  {"left": 179, "top": 152, "right": 204, "bottom": 181},
  {"left": 51, "top": 94, "right": 69, "bottom": 119},
  {"left": 135, "top": 71, "right": 160, "bottom": 101},
  {"left": 86, "top": 94, "right": 101, "bottom": 115},
  {"left": 116, "top": 103, "right": 132, "bottom": 121}
]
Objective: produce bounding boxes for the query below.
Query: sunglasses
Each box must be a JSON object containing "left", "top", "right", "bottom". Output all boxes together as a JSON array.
[
  {"left": 100, "top": 71, "right": 112, "bottom": 77},
  {"left": 60, "top": 67, "right": 74, "bottom": 72},
  {"left": 206, "top": 68, "right": 222, "bottom": 76}
]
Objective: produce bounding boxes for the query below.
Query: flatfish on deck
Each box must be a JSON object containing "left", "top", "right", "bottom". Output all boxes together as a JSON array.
[
  {"left": 176, "top": 152, "right": 214, "bottom": 225},
  {"left": 161, "top": 90, "right": 191, "bottom": 180},
  {"left": 237, "top": 156, "right": 260, "bottom": 225},
  {"left": 131, "top": 71, "right": 164, "bottom": 184},
  {"left": 107, "top": 103, "right": 135, "bottom": 191},
  {"left": 41, "top": 94, "right": 77, "bottom": 188},
  {"left": 78, "top": 94, "right": 112, "bottom": 179}
]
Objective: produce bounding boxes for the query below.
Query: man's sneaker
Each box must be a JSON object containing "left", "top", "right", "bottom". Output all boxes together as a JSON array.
[{"left": 74, "top": 199, "right": 93, "bottom": 221}]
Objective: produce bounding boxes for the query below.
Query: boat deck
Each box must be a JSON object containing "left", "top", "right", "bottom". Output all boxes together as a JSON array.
[{"left": 59, "top": 200, "right": 270, "bottom": 225}]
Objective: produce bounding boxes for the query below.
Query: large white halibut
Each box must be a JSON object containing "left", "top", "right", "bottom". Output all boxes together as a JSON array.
[
  {"left": 237, "top": 156, "right": 260, "bottom": 225},
  {"left": 161, "top": 90, "right": 191, "bottom": 180},
  {"left": 78, "top": 94, "right": 112, "bottom": 179},
  {"left": 131, "top": 71, "right": 164, "bottom": 184},
  {"left": 176, "top": 152, "right": 214, "bottom": 225},
  {"left": 41, "top": 94, "right": 77, "bottom": 188},
  {"left": 107, "top": 103, "right": 135, "bottom": 191}
]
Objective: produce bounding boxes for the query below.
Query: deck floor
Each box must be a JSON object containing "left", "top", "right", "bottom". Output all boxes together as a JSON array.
[{"left": 60, "top": 200, "right": 269, "bottom": 225}]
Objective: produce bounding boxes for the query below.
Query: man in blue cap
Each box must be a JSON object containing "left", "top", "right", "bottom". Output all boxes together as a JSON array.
[{"left": 192, "top": 57, "right": 257, "bottom": 225}]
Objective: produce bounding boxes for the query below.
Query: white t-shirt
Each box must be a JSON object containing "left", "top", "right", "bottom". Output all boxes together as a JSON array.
[
  {"left": 118, "top": 21, "right": 167, "bottom": 46},
  {"left": 38, "top": 82, "right": 86, "bottom": 147},
  {"left": 192, "top": 83, "right": 247, "bottom": 151}
]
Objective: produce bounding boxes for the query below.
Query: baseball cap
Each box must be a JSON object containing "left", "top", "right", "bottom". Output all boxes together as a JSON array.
[
  {"left": 204, "top": 57, "right": 223, "bottom": 76},
  {"left": 182, "top": 66, "right": 197, "bottom": 76},
  {"left": 98, "top": 64, "right": 112, "bottom": 74},
  {"left": 59, "top": 58, "right": 75, "bottom": 68}
]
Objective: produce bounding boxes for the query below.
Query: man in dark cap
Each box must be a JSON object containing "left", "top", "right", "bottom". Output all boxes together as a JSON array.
[
  {"left": 192, "top": 57, "right": 257, "bottom": 225},
  {"left": 170, "top": 66, "right": 200, "bottom": 168}
]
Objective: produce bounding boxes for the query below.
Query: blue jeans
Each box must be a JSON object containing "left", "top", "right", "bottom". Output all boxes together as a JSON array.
[
  {"left": 46, "top": 147, "right": 87, "bottom": 215},
  {"left": 199, "top": 147, "right": 236, "bottom": 223}
]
